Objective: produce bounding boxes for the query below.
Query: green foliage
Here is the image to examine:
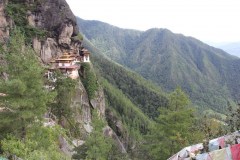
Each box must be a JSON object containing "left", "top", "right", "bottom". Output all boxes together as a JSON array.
[
  {"left": 82, "top": 37, "right": 168, "bottom": 158},
  {"left": 1, "top": 125, "right": 69, "bottom": 160},
  {"left": 5, "top": 2, "right": 47, "bottom": 43},
  {"left": 73, "top": 110, "right": 113, "bottom": 160},
  {"left": 0, "top": 29, "right": 55, "bottom": 137},
  {"left": 72, "top": 143, "right": 88, "bottom": 160},
  {"left": 102, "top": 78, "right": 152, "bottom": 134},
  {"left": 143, "top": 88, "right": 203, "bottom": 160},
  {"left": 50, "top": 75, "right": 77, "bottom": 128},
  {"left": 5, "top": 3, "right": 28, "bottom": 27},
  {"left": 87, "top": 48, "right": 168, "bottom": 119},
  {"left": 197, "top": 115, "right": 225, "bottom": 141},
  {"left": 49, "top": 74, "right": 83, "bottom": 138},
  {"left": 77, "top": 33, "right": 83, "bottom": 41},
  {"left": 85, "top": 111, "right": 112, "bottom": 160},
  {"left": 0, "top": 29, "right": 73, "bottom": 159},
  {"left": 225, "top": 103, "right": 240, "bottom": 133},
  {"left": 24, "top": 25, "right": 48, "bottom": 42},
  {"left": 101, "top": 78, "right": 153, "bottom": 157},
  {"left": 72, "top": 33, "right": 83, "bottom": 41},
  {"left": 81, "top": 63, "right": 99, "bottom": 99}
]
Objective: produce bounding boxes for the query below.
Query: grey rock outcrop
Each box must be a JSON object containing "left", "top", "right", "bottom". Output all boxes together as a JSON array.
[
  {"left": 71, "top": 80, "right": 91, "bottom": 125},
  {"left": 90, "top": 88, "right": 106, "bottom": 117},
  {"left": 58, "top": 22, "right": 74, "bottom": 47},
  {"left": 104, "top": 126, "right": 127, "bottom": 153},
  {"left": 0, "top": 0, "right": 9, "bottom": 43},
  {"left": 27, "top": 0, "right": 78, "bottom": 35},
  {"left": 25, "top": 0, "right": 80, "bottom": 62},
  {"left": 39, "top": 38, "right": 61, "bottom": 63}
]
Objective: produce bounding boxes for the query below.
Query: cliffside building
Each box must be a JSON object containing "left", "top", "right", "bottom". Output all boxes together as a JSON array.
[
  {"left": 47, "top": 48, "right": 91, "bottom": 81},
  {"left": 80, "top": 48, "right": 90, "bottom": 62},
  {"left": 48, "top": 53, "right": 80, "bottom": 80}
]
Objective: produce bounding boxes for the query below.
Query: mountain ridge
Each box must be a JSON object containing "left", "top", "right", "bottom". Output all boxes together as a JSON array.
[{"left": 77, "top": 17, "right": 240, "bottom": 113}]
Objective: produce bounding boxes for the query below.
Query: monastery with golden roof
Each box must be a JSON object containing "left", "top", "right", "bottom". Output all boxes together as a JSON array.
[{"left": 47, "top": 48, "right": 91, "bottom": 80}]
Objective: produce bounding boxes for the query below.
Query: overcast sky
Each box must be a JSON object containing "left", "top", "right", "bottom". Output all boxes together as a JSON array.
[{"left": 66, "top": 0, "right": 240, "bottom": 43}]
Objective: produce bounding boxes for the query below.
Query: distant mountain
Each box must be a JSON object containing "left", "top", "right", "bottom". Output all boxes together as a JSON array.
[
  {"left": 215, "top": 42, "right": 240, "bottom": 58},
  {"left": 77, "top": 17, "right": 240, "bottom": 113}
]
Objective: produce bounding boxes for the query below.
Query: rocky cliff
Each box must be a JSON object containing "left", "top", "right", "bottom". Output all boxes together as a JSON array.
[
  {"left": 0, "top": 0, "right": 127, "bottom": 156},
  {"left": 0, "top": 0, "right": 93, "bottom": 127},
  {"left": 0, "top": 0, "right": 10, "bottom": 43},
  {"left": 0, "top": 0, "right": 81, "bottom": 62},
  {"left": 28, "top": 0, "right": 79, "bottom": 63}
]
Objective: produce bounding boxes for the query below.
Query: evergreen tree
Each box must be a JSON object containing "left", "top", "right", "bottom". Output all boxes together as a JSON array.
[
  {"left": 50, "top": 74, "right": 77, "bottom": 128},
  {"left": 85, "top": 110, "right": 112, "bottom": 160},
  {"left": 198, "top": 115, "right": 224, "bottom": 140},
  {"left": 73, "top": 110, "right": 112, "bottom": 160},
  {"left": 1, "top": 125, "right": 69, "bottom": 159},
  {"left": 226, "top": 102, "right": 240, "bottom": 132},
  {"left": 0, "top": 29, "right": 55, "bottom": 138},
  {"left": 80, "top": 63, "right": 98, "bottom": 100},
  {"left": 144, "top": 87, "right": 201, "bottom": 160}
]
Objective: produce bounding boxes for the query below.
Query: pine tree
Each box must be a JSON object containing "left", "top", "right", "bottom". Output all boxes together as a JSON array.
[
  {"left": 226, "top": 102, "right": 240, "bottom": 133},
  {"left": 50, "top": 74, "right": 77, "bottom": 127},
  {"left": 80, "top": 63, "right": 98, "bottom": 99},
  {"left": 73, "top": 110, "right": 112, "bottom": 160},
  {"left": 0, "top": 29, "right": 55, "bottom": 138},
  {"left": 1, "top": 125, "right": 69, "bottom": 159},
  {"left": 144, "top": 87, "right": 201, "bottom": 160},
  {"left": 85, "top": 110, "right": 112, "bottom": 160}
]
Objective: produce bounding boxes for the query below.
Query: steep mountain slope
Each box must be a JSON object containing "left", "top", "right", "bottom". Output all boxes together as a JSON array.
[
  {"left": 80, "top": 39, "right": 171, "bottom": 154},
  {"left": 83, "top": 38, "right": 169, "bottom": 119},
  {"left": 77, "top": 18, "right": 240, "bottom": 113},
  {"left": 77, "top": 18, "right": 142, "bottom": 64},
  {"left": 79, "top": 38, "right": 175, "bottom": 156}
]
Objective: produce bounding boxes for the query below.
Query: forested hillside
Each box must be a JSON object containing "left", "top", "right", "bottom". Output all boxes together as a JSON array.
[
  {"left": 84, "top": 39, "right": 169, "bottom": 119},
  {"left": 77, "top": 17, "right": 240, "bottom": 113}
]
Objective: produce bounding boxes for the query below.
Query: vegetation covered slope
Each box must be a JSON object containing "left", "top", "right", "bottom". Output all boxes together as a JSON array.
[
  {"left": 0, "top": 29, "right": 70, "bottom": 159},
  {"left": 83, "top": 39, "right": 164, "bottom": 154},
  {"left": 83, "top": 38, "right": 169, "bottom": 119},
  {"left": 77, "top": 17, "right": 240, "bottom": 113}
]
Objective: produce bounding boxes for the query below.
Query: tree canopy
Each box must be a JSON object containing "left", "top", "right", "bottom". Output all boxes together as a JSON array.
[
  {"left": 0, "top": 29, "right": 55, "bottom": 138},
  {"left": 143, "top": 87, "right": 203, "bottom": 160}
]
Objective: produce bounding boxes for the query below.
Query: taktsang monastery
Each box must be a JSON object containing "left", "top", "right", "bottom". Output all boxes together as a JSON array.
[{"left": 47, "top": 48, "right": 90, "bottom": 80}]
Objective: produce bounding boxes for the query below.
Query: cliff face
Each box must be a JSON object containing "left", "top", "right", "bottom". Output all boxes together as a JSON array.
[
  {"left": 26, "top": 0, "right": 96, "bottom": 126},
  {"left": 0, "top": 0, "right": 94, "bottom": 131},
  {"left": 70, "top": 80, "right": 92, "bottom": 132},
  {"left": 0, "top": 0, "right": 10, "bottom": 43},
  {"left": 27, "top": 0, "right": 80, "bottom": 63},
  {"left": 27, "top": 0, "right": 78, "bottom": 33},
  {"left": 0, "top": 0, "right": 128, "bottom": 155}
]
